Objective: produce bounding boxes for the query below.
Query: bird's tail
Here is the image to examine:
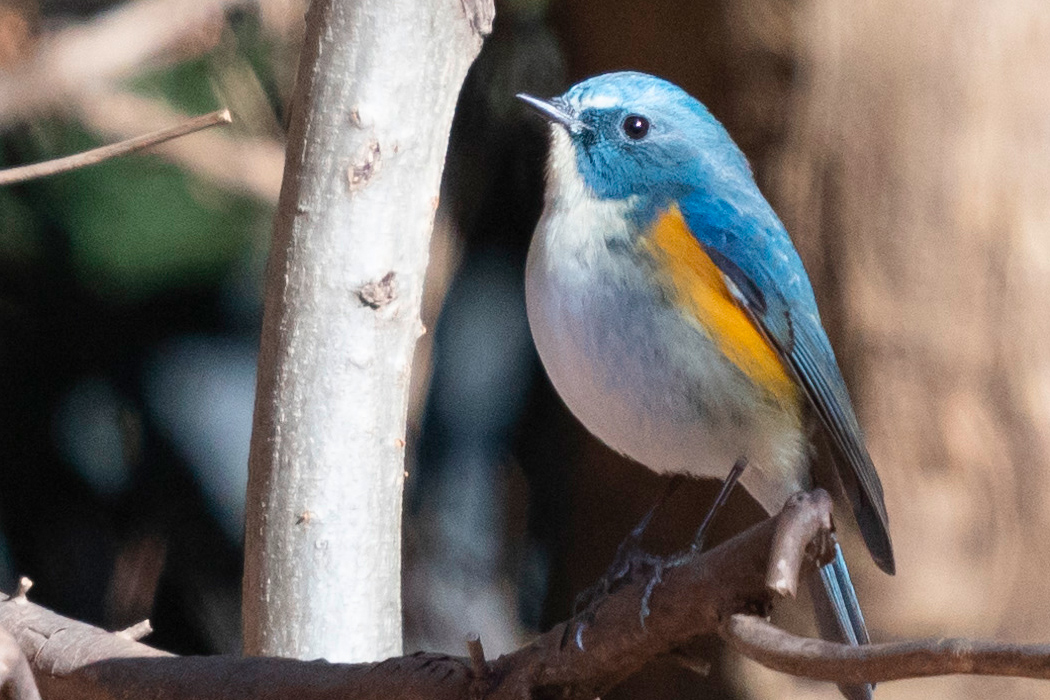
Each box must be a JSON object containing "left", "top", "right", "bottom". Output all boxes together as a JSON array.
[{"left": 806, "top": 542, "right": 873, "bottom": 700}]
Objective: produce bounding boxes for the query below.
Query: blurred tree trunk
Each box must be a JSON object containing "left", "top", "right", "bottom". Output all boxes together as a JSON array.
[
  {"left": 757, "top": 1, "right": 1050, "bottom": 698},
  {"left": 243, "top": 0, "right": 493, "bottom": 663}
]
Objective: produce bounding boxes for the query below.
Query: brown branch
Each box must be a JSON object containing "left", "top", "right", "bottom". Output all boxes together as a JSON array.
[
  {"left": 722, "top": 614, "right": 1050, "bottom": 684},
  {"left": 3, "top": 489, "right": 1050, "bottom": 698},
  {"left": 0, "top": 109, "right": 231, "bottom": 186},
  {"left": 0, "top": 492, "right": 824, "bottom": 700},
  {"left": 75, "top": 91, "right": 284, "bottom": 201}
]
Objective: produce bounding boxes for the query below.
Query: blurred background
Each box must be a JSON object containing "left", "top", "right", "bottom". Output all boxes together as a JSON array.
[{"left": 1, "top": 0, "right": 1049, "bottom": 698}]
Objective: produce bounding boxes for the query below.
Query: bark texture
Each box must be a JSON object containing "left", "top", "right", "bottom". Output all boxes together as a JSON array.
[{"left": 243, "top": 0, "right": 493, "bottom": 662}]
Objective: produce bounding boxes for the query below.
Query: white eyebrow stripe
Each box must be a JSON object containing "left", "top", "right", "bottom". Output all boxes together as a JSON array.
[{"left": 577, "top": 94, "right": 619, "bottom": 110}]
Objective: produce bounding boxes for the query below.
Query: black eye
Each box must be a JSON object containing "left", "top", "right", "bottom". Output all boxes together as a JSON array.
[{"left": 622, "top": 114, "right": 650, "bottom": 139}]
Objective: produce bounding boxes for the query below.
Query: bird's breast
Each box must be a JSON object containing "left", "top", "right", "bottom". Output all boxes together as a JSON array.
[{"left": 525, "top": 176, "right": 808, "bottom": 510}]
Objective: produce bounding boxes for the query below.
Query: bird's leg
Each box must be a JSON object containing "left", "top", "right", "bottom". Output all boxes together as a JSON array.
[
  {"left": 562, "top": 460, "right": 748, "bottom": 649},
  {"left": 633, "top": 457, "right": 748, "bottom": 624},
  {"left": 561, "top": 475, "right": 685, "bottom": 649},
  {"left": 689, "top": 456, "right": 747, "bottom": 554}
]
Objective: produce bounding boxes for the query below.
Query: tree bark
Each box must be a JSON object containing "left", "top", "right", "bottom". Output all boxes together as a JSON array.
[{"left": 243, "top": 0, "right": 493, "bottom": 662}]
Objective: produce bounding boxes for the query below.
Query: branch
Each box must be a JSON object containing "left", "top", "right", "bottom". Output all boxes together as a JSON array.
[
  {"left": 242, "top": 0, "right": 492, "bottom": 662},
  {"left": 722, "top": 614, "right": 1050, "bottom": 684},
  {"left": 0, "top": 491, "right": 819, "bottom": 700},
  {"left": 75, "top": 91, "right": 284, "bottom": 201},
  {"left": 4, "top": 490, "right": 1050, "bottom": 699},
  {"left": 0, "top": 109, "right": 231, "bottom": 186}
]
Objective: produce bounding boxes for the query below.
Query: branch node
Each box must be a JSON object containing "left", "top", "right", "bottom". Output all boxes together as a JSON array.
[
  {"left": 13, "top": 577, "right": 32, "bottom": 603},
  {"left": 466, "top": 633, "right": 488, "bottom": 679},
  {"left": 764, "top": 489, "right": 833, "bottom": 598},
  {"left": 347, "top": 138, "right": 382, "bottom": 192},
  {"left": 358, "top": 272, "right": 397, "bottom": 309},
  {"left": 117, "top": 619, "right": 153, "bottom": 641}
]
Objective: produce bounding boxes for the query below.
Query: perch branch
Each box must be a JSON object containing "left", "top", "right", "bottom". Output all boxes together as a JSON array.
[
  {"left": 3, "top": 490, "right": 1050, "bottom": 699},
  {"left": 0, "top": 492, "right": 819, "bottom": 700},
  {"left": 0, "top": 109, "right": 231, "bottom": 186}
]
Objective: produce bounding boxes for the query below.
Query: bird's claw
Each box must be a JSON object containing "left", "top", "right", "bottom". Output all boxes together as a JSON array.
[{"left": 561, "top": 460, "right": 747, "bottom": 650}]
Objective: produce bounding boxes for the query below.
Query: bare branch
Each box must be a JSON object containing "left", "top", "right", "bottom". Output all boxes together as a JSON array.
[
  {"left": 75, "top": 91, "right": 284, "bottom": 201},
  {"left": 243, "top": 0, "right": 491, "bottom": 662},
  {"left": 0, "top": 491, "right": 823, "bottom": 699},
  {"left": 721, "top": 614, "right": 1050, "bottom": 684},
  {"left": 3, "top": 491, "right": 1050, "bottom": 698},
  {"left": 0, "top": 109, "right": 231, "bottom": 186}
]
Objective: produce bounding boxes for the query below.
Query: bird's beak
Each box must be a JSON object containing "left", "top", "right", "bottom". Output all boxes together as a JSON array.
[{"left": 516, "top": 93, "right": 587, "bottom": 131}]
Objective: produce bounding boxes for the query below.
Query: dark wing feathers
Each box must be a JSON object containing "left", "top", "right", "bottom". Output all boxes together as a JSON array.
[
  {"left": 788, "top": 323, "right": 895, "bottom": 574},
  {"left": 681, "top": 195, "right": 894, "bottom": 574}
]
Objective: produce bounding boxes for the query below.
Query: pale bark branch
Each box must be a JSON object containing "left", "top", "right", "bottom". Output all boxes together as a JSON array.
[
  {"left": 242, "top": 0, "right": 492, "bottom": 663},
  {"left": 0, "top": 109, "right": 231, "bottom": 186}
]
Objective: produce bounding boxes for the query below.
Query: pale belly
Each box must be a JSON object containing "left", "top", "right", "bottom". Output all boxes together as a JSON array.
[{"left": 525, "top": 230, "right": 809, "bottom": 515}]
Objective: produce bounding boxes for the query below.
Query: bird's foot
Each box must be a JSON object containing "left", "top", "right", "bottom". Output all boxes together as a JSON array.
[
  {"left": 636, "top": 457, "right": 747, "bottom": 623},
  {"left": 561, "top": 459, "right": 747, "bottom": 650},
  {"left": 561, "top": 475, "right": 685, "bottom": 650}
]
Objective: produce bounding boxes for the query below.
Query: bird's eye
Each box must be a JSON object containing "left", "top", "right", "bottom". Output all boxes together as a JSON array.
[{"left": 622, "top": 114, "right": 650, "bottom": 140}]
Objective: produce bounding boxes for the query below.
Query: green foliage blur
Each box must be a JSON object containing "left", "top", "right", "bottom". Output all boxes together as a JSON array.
[
  {"left": 0, "top": 2, "right": 286, "bottom": 655},
  {"left": 1, "top": 13, "right": 279, "bottom": 302}
]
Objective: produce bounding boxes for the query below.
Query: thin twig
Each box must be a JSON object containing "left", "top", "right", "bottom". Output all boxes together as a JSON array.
[
  {"left": 77, "top": 91, "right": 283, "bottom": 201},
  {"left": 117, "top": 620, "right": 153, "bottom": 642},
  {"left": 721, "top": 614, "right": 1050, "bottom": 684},
  {"left": 465, "top": 634, "right": 487, "bottom": 679},
  {"left": 0, "top": 108, "right": 232, "bottom": 186}
]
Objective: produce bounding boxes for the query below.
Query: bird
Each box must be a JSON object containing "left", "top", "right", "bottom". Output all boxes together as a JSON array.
[{"left": 518, "top": 72, "right": 893, "bottom": 700}]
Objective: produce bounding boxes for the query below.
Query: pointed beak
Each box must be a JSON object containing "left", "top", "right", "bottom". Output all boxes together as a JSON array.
[{"left": 516, "top": 93, "right": 586, "bottom": 131}]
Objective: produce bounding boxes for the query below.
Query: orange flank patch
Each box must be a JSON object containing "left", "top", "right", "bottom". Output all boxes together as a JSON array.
[{"left": 643, "top": 205, "right": 797, "bottom": 404}]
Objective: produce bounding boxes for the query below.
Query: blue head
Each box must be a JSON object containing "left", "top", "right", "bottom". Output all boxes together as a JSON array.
[{"left": 518, "top": 72, "right": 754, "bottom": 206}]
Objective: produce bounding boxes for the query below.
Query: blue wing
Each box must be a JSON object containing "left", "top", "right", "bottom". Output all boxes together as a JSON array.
[{"left": 680, "top": 188, "right": 895, "bottom": 575}]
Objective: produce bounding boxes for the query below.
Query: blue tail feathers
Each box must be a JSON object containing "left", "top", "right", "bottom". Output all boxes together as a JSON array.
[{"left": 807, "top": 542, "right": 873, "bottom": 700}]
